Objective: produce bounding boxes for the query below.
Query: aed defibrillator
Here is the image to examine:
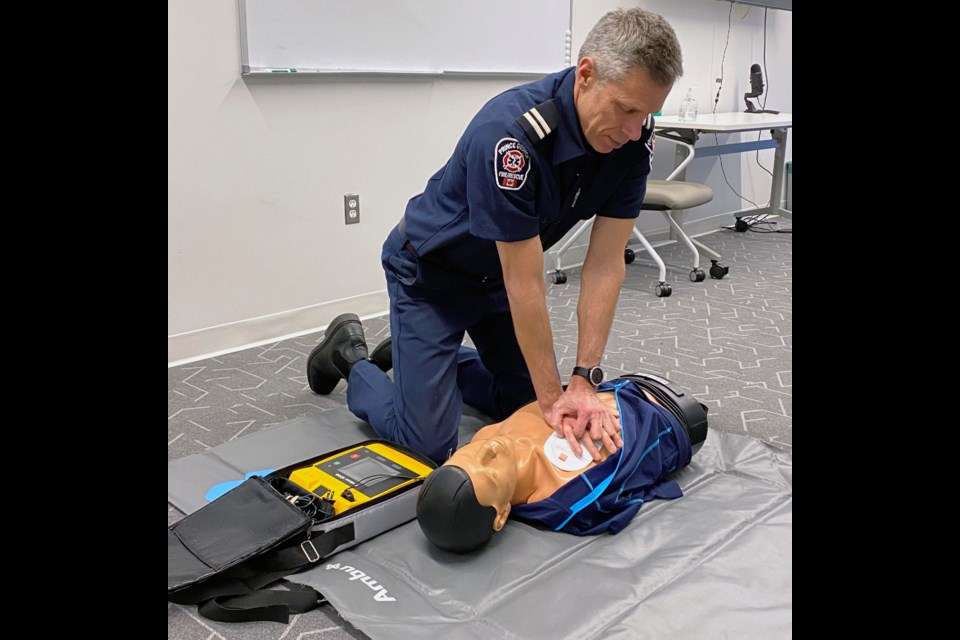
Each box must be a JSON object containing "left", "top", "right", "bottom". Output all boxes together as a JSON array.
[
  {"left": 288, "top": 442, "right": 434, "bottom": 515},
  {"left": 168, "top": 439, "right": 437, "bottom": 624}
]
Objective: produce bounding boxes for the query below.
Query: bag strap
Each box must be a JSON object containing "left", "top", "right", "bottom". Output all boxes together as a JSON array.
[
  {"left": 171, "top": 523, "right": 356, "bottom": 623},
  {"left": 197, "top": 580, "right": 325, "bottom": 623}
]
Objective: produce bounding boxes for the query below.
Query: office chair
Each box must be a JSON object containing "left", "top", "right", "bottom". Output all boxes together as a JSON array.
[
  {"left": 551, "top": 138, "right": 728, "bottom": 296},
  {"left": 628, "top": 178, "right": 728, "bottom": 296}
]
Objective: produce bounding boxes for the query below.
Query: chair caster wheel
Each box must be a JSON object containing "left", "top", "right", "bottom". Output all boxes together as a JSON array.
[
  {"left": 624, "top": 248, "right": 635, "bottom": 264},
  {"left": 655, "top": 283, "right": 672, "bottom": 297},
  {"left": 552, "top": 270, "right": 567, "bottom": 284},
  {"left": 689, "top": 269, "right": 706, "bottom": 282},
  {"left": 709, "top": 261, "right": 729, "bottom": 279}
]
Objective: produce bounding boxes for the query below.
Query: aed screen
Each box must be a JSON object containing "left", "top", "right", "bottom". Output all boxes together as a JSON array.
[{"left": 339, "top": 457, "right": 396, "bottom": 483}]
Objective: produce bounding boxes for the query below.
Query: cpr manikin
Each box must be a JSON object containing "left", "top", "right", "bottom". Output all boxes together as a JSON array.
[{"left": 416, "top": 374, "right": 708, "bottom": 553}]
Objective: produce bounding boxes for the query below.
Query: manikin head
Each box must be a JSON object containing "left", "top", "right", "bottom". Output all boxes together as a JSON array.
[
  {"left": 415, "top": 467, "right": 497, "bottom": 553},
  {"left": 415, "top": 435, "right": 519, "bottom": 553}
]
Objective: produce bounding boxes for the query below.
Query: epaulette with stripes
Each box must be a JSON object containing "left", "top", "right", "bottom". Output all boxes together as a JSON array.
[{"left": 516, "top": 99, "right": 561, "bottom": 145}]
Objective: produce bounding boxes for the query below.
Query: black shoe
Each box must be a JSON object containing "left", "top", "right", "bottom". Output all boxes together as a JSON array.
[
  {"left": 307, "top": 313, "right": 369, "bottom": 394},
  {"left": 369, "top": 337, "right": 392, "bottom": 373}
]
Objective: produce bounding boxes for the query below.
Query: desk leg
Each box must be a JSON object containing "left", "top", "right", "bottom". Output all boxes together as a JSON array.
[{"left": 769, "top": 128, "right": 791, "bottom": 220}]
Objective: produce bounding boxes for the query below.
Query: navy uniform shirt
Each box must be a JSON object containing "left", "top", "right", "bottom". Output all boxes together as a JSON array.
[{"left": 398, "top": 67, "right": 656, "bottom": 288}]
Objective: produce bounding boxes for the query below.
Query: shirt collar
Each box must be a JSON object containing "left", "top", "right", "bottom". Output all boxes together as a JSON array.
[{"left": 552, "top": 67, "right": 591, "bottom": 165}]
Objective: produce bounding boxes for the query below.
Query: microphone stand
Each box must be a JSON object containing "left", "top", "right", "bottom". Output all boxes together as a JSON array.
[{"left": 744, "top": 94, "right": 780, "bottom": 114}]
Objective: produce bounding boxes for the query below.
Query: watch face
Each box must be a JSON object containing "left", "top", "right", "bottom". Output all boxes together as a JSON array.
[{"left": 589, "top": 367, "right": 604, "bottom": 385}]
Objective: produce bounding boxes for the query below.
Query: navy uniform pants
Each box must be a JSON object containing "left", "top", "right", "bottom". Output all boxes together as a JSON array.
[{"left": 345, "top": 227, "right": 537, "bottom": 464}]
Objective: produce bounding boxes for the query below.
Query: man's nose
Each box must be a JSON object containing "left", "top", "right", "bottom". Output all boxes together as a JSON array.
[{"left": 623, "top": 117, "right": 645, "bottom": 141}]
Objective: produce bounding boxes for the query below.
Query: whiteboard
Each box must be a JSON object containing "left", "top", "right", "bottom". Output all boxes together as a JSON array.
[{"left": 239, "top": 0, "right": 573, "bottom": 75}]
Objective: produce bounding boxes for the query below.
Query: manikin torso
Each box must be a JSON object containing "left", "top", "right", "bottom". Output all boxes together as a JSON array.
[{"left": 452, "top": 390, "right": 661, "bottom": 506}]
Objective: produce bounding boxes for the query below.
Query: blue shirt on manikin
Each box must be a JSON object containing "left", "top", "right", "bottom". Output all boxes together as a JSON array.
[
  {"left": 392, "top": 67, "right": 656, "bottom": 290},
  {"left": 511, "top": 379, "right": 692, "bottom": 536}
]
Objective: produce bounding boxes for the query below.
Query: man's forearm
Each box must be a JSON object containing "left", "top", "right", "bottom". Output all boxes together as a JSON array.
[
  {"left": 576, "top": 216, "right": 634, "bottom": 368},
  {"left": 496, "top": 237, "right": 564, "bottom": 411},
  {"left": 576, "top": 258, "right": 625, "bottom": 367},
  {"left": 504, "top": 276, "right": 564, "bottom": 409}
]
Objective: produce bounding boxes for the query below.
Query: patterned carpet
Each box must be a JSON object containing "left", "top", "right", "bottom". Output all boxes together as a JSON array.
[{"left": 168, "top": 219, "right": 791, "bottom": 639}]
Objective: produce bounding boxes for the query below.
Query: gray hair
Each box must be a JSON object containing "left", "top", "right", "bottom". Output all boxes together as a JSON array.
[{"left": 578, "top": 8, "right": 683, "bottom": 87}]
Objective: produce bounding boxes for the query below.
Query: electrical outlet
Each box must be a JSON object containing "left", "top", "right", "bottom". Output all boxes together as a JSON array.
[{"left": 344, "top": 193, "right": 360, "bottom": 225}]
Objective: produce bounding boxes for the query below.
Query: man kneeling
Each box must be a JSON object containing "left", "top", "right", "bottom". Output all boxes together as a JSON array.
[{"left": 416, "top": 373, "right": 708, "bottom": 552}]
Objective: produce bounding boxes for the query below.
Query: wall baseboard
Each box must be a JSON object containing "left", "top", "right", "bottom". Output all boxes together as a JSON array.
[
  {"left": 168, "top": 291, "right": 389, "bottom": 366},
  {"left": 169, "top": 210, "right": 778, "bottom": 366}
]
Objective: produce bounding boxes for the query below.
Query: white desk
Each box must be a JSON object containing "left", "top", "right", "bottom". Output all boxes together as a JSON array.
[{"left": 654, "top": 112, "right": 793, "bottom": 220}]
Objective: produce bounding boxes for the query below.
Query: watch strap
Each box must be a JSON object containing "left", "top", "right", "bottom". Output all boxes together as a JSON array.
[{"left": 571, "top": 366, "right": 601, "bottom": 386}]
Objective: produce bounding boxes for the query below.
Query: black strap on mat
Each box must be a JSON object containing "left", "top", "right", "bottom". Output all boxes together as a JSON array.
[
  {"left": 198, "top": 581, "right": 325, "bottom": 623},
  {"left": 171, "top": 523, "right": 355, "bottom": 623}
]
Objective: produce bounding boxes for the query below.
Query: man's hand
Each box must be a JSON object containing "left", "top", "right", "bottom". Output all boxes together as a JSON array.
[{"left": 543, "top": 378, "right": 623, "bottom": 460}]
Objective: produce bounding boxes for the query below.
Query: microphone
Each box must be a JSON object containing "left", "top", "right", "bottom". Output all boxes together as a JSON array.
[
  {"left": 744, "top": 63, "right": 779, "bottom": 114},
  {"left": 748, "top": 63, "right": 764, "bottom": 98}
]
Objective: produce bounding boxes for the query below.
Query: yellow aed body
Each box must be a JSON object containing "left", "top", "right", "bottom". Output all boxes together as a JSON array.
[{"left": 288, "top": 442, "right": 433, "bottom": 515}]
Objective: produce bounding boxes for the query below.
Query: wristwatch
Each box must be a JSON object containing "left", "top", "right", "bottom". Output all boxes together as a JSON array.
[{"left": 572, "top": 365, "right": 604, "bottom": 387}]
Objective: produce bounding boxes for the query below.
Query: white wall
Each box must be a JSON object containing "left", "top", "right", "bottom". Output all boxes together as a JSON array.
[{"left": 168, "top": 0, "right": 792, "bottom": 363}]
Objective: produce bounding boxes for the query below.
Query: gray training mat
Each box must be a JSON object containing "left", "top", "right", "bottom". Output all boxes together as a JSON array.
[{"left": 168, "top": 409, "right": 792, "bottom": 639}]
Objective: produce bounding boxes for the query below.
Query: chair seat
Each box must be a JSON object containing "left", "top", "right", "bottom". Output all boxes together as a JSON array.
[{"left": 641, "top": 180, "right": 713, "bottom": 211}]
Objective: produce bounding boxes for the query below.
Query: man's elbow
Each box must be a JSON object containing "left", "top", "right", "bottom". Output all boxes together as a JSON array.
[{"left": 583, "top": 256, "right": 626, "bottom": 282}]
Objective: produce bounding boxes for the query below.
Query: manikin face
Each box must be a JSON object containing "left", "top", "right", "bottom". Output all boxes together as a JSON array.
[
  {"left": 573, "top": 57, "right": 672, "bottom": 154},
  {"left": 447, "top": 437, "right": 518, "bottom": 531}
]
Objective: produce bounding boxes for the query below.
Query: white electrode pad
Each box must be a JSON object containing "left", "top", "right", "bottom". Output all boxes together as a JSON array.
[{"left": 543, "top": 433, "right": 597, "bottom": 471}]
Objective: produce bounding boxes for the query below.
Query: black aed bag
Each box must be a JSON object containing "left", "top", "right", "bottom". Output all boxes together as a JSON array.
[{"left": 168, "top": 439, "right": 436, "bottom": 623}]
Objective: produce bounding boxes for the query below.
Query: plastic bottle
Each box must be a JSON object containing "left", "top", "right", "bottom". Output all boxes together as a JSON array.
[{"left": 678, "top": 87, "right": 698, "bottom": 122}]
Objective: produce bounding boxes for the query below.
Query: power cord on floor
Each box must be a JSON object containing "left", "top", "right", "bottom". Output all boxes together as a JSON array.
[{"left": 723, "top": 214, "right": 791, "bottom": 234}]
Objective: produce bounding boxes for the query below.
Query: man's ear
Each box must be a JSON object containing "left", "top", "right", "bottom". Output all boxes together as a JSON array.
[
  {"left": 492, "top": 504, "right": 512, "bottom": 531},
  {"left": 576, "top": 56, "right": 596, "bottom": 87}
]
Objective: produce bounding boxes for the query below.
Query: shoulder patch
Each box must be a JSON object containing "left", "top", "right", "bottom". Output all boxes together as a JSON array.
[
  {"left": 516, "top": 99, "right": 561, "bottom": 144},
  {"left": 494, "top": 137, "right": 531, "bottom": 191}
]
